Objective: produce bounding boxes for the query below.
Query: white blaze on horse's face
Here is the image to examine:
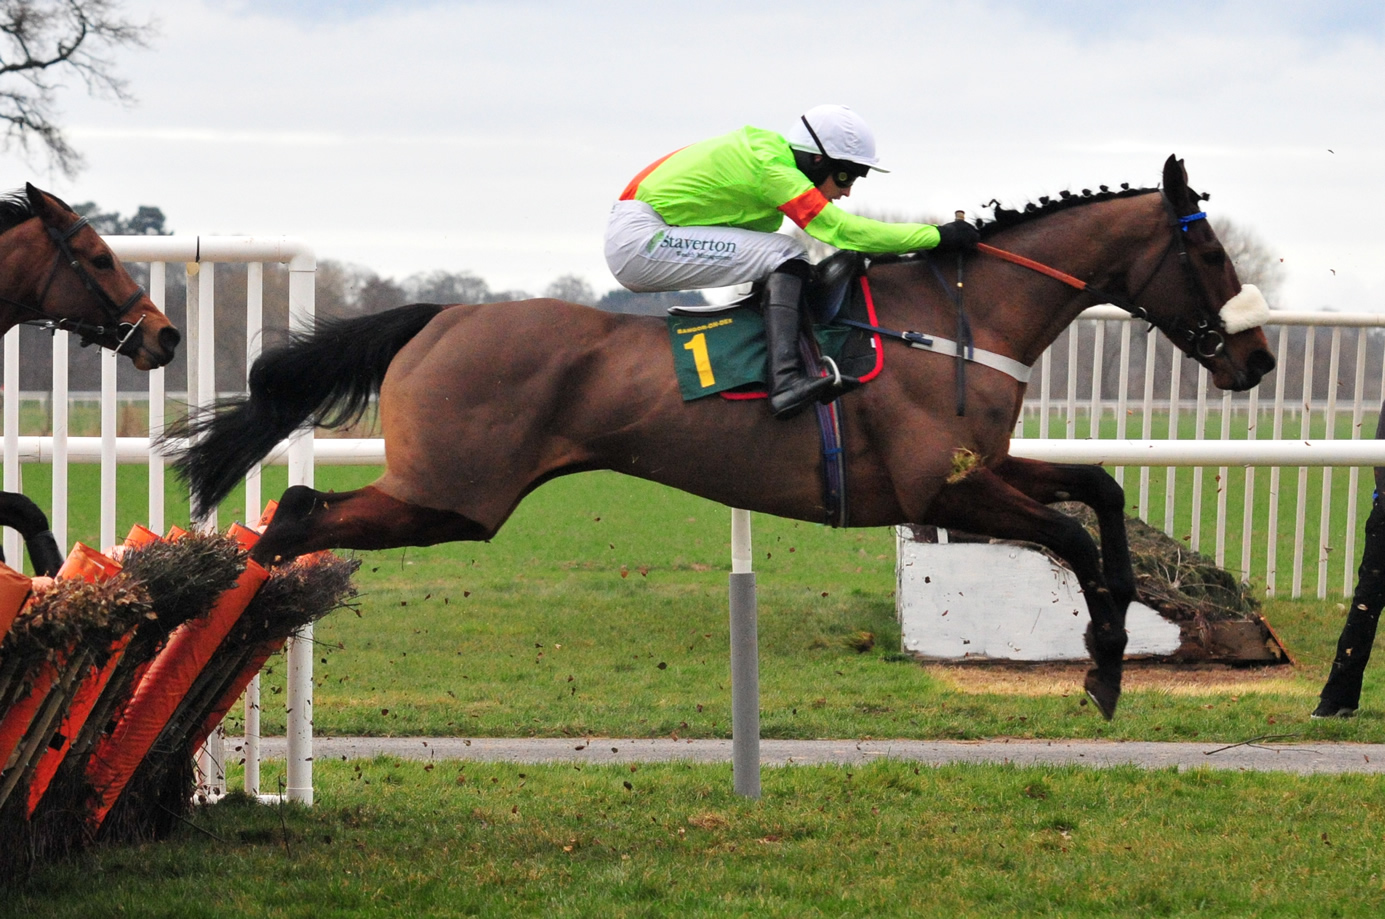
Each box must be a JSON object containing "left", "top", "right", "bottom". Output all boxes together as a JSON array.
[{"left": 1219, "top": 283, "right": 1271, "bottom": 335}]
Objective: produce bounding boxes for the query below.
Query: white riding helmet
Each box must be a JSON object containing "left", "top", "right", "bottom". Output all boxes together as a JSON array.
[{"left": 785, "top": 104, "right": 889, "bottom": 173}]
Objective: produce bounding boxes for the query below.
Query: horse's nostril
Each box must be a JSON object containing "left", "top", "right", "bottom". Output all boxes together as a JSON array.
[
  {"left": 1248, "top": 349, "right": 1276, "bottom": 381},
  {"left": 159, "top": 326, "right": 182, "bottom": 353}
]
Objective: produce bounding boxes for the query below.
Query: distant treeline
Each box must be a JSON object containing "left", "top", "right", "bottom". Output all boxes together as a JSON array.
[{"left": 7, "top": 259, "right": 707, "bottom": 391}]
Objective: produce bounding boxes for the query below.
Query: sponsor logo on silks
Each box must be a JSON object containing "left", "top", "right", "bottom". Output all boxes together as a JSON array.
[
  {"left": 645, "top": 231, "right": 667, "bottom": 255},
  {"left": 657, "top": 235, "right": 738, "bottom": 256}
]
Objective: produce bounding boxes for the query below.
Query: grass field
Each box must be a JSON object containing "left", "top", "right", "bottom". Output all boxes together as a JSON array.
[
  {"left": 10, "top": 430, "right": 1385, "bottom": 913},
  {"left": 11, "top": 760, "right": 1385, "bottom": 917}
]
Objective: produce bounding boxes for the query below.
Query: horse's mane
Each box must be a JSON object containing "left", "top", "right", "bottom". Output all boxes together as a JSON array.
[
  {"left": 0, "top": 191, "right": 37, "bottom": 235},
  {"left": 0, "top": 187, "right": 77, "bottom": 235},
  {"left": 976, "top": 184, "right": 1160, "bottom": 239}
]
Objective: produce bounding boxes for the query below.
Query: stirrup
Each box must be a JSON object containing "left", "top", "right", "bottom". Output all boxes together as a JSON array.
[
  {"left": 813, "top": 356, "right": 862, "bottom": 404},
  {"left": 769, "top": 375, "right": 836, "bottom": 419}
]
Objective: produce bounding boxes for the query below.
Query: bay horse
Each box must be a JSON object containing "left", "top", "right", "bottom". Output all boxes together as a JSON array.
[
  {"left": 165, "top": 155, "right": 1275, "bottom": 719},
  {"left": 0, "top": 183, "right": 182, "bottom": 573}
]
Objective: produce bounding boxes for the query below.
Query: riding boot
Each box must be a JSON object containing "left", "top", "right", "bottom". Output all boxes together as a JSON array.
[{"left": 764, "top": 270, "right": 837, "bottom": 419}]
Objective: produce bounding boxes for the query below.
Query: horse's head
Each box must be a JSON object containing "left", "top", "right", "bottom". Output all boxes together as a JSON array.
[
  {"left": 1132, "top": 156, "right": 1275, "bottom": 392},
  {"left": 8, "top": 184, "right": 181, "bottom": 370}
]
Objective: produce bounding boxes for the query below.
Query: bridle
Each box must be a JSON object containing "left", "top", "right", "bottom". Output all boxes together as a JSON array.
[
  {"left": 5, "top": 214, "right": 148, "bottom": 354},
  {"left": 974, "top": 191, "right": 1229, "bottom": 360}
]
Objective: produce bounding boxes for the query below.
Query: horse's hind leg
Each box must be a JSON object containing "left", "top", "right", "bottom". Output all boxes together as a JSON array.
[
  {"left": 925, "top": 466, "right": 1128, "bottom": 719},
  {"left": 990, "top": 457, "right": 1135, "bottom": 611},
  {"left": 252, "top": 484, "right": 494, "bottom": 566}
]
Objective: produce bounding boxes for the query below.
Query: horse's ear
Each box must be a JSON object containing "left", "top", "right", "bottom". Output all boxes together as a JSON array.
[
  {"left": 1162, "top": 155, "right": 1194, "bottom": 211},
  {"left": 24, "top": 183, "right": 60, "bottom": 224}
]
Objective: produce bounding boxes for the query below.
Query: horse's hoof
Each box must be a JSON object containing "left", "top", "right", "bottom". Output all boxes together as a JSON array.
[{"left": 1083, "top": 669, "right": 1121, "bottom": 721}]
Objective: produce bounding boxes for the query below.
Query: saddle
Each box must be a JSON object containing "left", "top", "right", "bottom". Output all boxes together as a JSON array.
[{"left": 666, "top": 251, "right": 882, "bottom": 402}]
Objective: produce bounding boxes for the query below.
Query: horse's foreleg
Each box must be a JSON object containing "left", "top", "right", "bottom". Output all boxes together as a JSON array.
[
  {"left": 925, "top": 467, "right": 1128, "bottom": 719},
  {"left": 252, "top": 485, "right": 494, "bottom": 566},
  {"left": 990, "top": 456, "right": 1135, "bottom": 612}
]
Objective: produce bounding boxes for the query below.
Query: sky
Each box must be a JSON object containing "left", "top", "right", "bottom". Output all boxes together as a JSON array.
[{"left": 5, "top": 0, "right": 1383, "bottom": 310}]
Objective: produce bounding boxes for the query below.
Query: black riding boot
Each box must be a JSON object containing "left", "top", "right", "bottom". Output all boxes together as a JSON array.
[
  {"left": 764, "top": 270, "right": 837, "bottom": 419},
  {"left": 1315, "top": 497, "right": 1385, "bottom": 717}
]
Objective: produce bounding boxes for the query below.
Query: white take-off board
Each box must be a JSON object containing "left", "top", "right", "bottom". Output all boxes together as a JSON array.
[{"left": 896, "top": 527, "right": 1182, "bottom": 661}]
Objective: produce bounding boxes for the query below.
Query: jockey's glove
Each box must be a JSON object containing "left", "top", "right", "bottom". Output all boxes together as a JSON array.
[{"left": 933, "top": 219, "right": 980, "bottom": 252}]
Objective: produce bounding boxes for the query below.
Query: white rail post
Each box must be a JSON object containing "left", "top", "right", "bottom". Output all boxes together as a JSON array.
[
  {"left": 1319, "top": 328, "right": 1342, "bottom": 598},
  {"left": 3, "top": 329, "right": 18, "bottom": 565},
  {"left": 729, "top": 508, "right": 759, "bottom": 799},
  {"left": 285, "top": 249, "right": 316, "bottom": 806},
  {"left": 244, "top": 261, "right": 264, "bottom": 798},
  {"left": 147, "top": 263, "right": 166, "bottom": 535}
]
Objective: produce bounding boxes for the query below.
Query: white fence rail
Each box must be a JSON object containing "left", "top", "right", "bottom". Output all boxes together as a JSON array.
[
  {"left": 1016, "top": 307, "right": 1385, "bottom": 599},
  {"left": 1, "top": 235, "right": 316, "bottom": 805},
  {"left": 8, "top": 297, "right": 1385, "bottom": 606}
]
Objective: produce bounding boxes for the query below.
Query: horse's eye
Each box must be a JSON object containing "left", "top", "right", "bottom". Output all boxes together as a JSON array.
[
  {"left": 91, "top": 254, "right": 115, "bottom": 271},
  {"left": 1200, "top": 250, "right": 1225, "bottom": 268}
]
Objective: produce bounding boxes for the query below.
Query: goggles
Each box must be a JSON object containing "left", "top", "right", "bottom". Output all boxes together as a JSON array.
[{"left": 832, "top": 162, "right": 871, "bottom": 188}]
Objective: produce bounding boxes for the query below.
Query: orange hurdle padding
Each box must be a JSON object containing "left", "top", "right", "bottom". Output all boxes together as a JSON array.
[
  {"left": 84, "top": 555, "right": 269, "bottom": 829},
  {"left": 56, "top": 543, "right": 123, "bottom": 583},
  {"left": 255, "top": 501, "right": 278, "bottom": 532},
  {"left": 11, "top": 542, "right": 128, "bottom": 808},
  {"left": 192, "top": 637, "right": 286, "bottom": 751},
  {"left": 0, "top": 562, "right": 33, "bottom": 639},
  {"left": 0, "top": 660, "right": 58, "bottom": 775},
  {"left": 25, "top": 633, "right": 133, "bottom": 815}
]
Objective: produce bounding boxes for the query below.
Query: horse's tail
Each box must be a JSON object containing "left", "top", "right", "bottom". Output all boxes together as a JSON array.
[{"left": 162, "top": 303, "right": 444, "bottom": 519}]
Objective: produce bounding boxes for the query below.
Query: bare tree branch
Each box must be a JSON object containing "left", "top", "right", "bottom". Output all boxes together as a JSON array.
[{"left": 0, "top": 0, "right": 154, "bottom": 176}]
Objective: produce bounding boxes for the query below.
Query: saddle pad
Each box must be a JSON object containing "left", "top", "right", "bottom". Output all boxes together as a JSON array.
[
  {"left": 667, "top": 307, "right": 860, "bottom": 401},
  {"left": 667, "top": 308, "right": 767, "bottom": 399}
]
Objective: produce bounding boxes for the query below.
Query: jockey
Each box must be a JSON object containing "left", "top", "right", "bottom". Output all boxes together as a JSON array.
[{"left": 605, "top": 103, "right": 978, "bottom": 419}]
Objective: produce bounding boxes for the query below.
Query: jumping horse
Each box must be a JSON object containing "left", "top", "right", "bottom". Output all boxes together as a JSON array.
[
  {"left": 0, "top": 183, "right": 181, "bottom": 574},
  {"left": 166, "top": 156, "right": 1275, "bottom": 719}
]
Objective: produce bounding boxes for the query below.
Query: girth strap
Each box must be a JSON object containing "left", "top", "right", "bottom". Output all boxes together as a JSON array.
[{"left": 835, "top": 317, "right": 1033, "bottom": 384}]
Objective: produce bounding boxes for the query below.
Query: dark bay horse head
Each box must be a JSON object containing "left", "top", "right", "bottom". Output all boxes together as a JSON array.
[
  {"left": 0, "top": 184, "right": 180, "bottom": 370},
  {"left": 1133, "top": 155, "right": 1276, "bottom": 391}
]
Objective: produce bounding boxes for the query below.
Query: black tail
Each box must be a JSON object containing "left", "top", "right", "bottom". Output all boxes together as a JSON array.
[{"left": 161, "top": 303, "right": 443, "bottom": 519}]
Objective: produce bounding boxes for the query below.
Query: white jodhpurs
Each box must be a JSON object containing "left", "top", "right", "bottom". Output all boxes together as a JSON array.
[{"left": 604, "top": 199, "right": 807, "bottom": 293}]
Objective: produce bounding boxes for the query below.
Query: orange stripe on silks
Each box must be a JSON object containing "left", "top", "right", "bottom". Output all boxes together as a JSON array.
[
  {"left": 618, "top": 148, "right": 683, "bottom": 201},
  {"left": 779, "top": 189, "right": 829, "bottom": 229}
]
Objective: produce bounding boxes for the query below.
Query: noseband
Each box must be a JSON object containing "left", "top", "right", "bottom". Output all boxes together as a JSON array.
[{"left": 9, "top": 215, "right": 148, "bottom": 353}]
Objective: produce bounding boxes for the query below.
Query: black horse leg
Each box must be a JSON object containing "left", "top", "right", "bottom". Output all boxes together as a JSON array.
[
  {"left": 0, "top": 491, "right": 63, "bottom": 576},
  {"left": 1315, "top": 493, "right": 1385, "bottom": 717},
  {"left": 927, "top": 465, "right": 1129, "bottom": 719},
  {"left": 252, "top": 484, "right": 494, "bottom": 566}
]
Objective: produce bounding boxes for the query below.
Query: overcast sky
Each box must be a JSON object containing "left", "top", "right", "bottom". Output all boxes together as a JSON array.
[{"left": 5, "top": 0, "right": 1382, "bottom": 311}]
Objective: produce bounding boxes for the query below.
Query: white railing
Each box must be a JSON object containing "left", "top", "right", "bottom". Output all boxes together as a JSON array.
[
  {"left": 9, "top": 302, "right": 1385, "bottom": 605},
  {"left": 1, "top": 235, "right": 316, "bottom": 804},
  {"left": 1015, "top": 307, "right": 1385, "bottom": 599}
]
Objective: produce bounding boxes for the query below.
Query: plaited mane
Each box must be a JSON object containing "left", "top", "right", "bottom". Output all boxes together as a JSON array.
[
  {"left": 0, "top": 191, "right": 37, "bottom": 235},
  {"left": 976, "top": 184, "right": 1160, "bottom": 239}
]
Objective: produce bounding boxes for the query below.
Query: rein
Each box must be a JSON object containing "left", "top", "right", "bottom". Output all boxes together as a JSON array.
[
  {"left": 7, "top": 215, "right": 147, "bottom": 352},
  {"left": 971, "top": 197, "right": 1228, "bottom": 361},
  {"left": 838, "top": 193, "right": 1227, "bottom": 388}
]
